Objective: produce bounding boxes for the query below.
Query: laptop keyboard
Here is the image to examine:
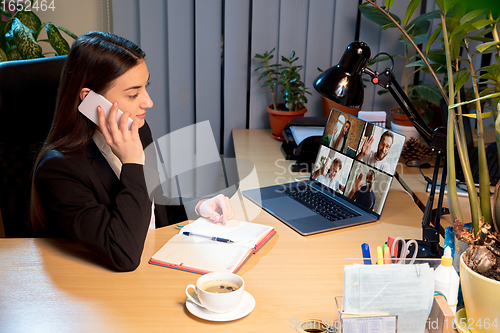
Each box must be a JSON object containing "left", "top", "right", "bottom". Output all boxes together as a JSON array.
[{"left": 283, "top": 187, "right": 361, "bottom": 221}]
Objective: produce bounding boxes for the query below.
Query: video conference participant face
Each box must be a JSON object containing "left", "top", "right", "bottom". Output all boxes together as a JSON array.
[
  {"left": 377, "top": 132, "right": 393, "bottom": 161},
  {"left": 328, "top": 160, "right": 341, "bottom": 179}
]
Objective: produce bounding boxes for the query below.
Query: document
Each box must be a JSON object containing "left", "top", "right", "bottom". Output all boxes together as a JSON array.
[{"left": 343, "top": 263, "right": 434, "bottom": 333}]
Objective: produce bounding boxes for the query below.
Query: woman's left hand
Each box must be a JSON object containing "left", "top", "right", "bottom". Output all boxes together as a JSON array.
[{"left": 196, "top": 194, "right": 234, "bottom": 225}]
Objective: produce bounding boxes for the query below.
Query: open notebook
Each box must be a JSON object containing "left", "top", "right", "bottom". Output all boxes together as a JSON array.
[{"left": 149, "top": 218, "right": 275, "bottom": 274}]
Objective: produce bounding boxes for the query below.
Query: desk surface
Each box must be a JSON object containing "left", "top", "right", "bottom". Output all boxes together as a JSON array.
[{"left": 0, "top": 129, "right": 464, "bottom": 332}]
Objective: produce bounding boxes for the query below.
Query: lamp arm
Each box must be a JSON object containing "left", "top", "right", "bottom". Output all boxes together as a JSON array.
[
  {"left": 363, "top": 65, "right": 448, "bottom": 257},
  {"left": 362, "top": 66, "right": 446, "bottom": 154}
]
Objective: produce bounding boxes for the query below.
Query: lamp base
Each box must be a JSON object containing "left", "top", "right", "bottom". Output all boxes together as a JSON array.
[{"left": 406, "top": 239, "right": 443, "bottom": 259}]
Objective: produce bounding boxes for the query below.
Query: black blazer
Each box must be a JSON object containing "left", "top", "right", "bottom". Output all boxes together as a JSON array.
[{"left": 35, "top": 123, "right": 187, "bottom": 271}]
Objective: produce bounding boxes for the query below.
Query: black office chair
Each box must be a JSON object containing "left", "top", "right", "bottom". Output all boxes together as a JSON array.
[{"left": 0, "top": 56, "right": 66, "bottom": 237}]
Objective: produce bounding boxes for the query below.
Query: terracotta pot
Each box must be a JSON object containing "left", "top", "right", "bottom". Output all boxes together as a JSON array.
[
  {"left": 321, "top": 96, "right": 360, "bottom": 117},
  {"left": 460, "top": 252, "right": 500, "bottom": 333},
  {"left": 390, "top": 107, "right": 424, "bottom": 126},
  {"left": 267, "top": 104, "right": 307, "bottom": 141}
]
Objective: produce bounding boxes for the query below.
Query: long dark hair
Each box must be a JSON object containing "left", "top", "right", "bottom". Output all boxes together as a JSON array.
[
  {"left": 339, "top": 120, "right": 351, "bottom": 153},
  {"left": 30, "top": 31, "right": 146, "bottom": 231}
]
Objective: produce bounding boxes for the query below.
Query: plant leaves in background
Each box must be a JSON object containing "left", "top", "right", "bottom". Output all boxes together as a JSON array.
[
  {"left": 477, "top": 41, "right": 500, "bottom": 53},
  {"left": 11, "top": 18, "right": 41, "bottom": 59},
  {"left": 359, "top": 4, "right": 401, "bottom": 28},
  {"left": 460, "top": 9, "right": 486, "bottom": 25},
  {"left": 0, "top": 48, "right": 7, "bottom": 62},
  {"left": 426, "top": 26, "right": 442, "bottom": 55},
  {"left": 13, "top": 9, "right": 41, "bottom": 32},
  {"left": 385, "top": 0, "right": 395, "bottom": 12},
  {"left": 404, "top": 0, "right": 422, "bottom": 26},
  {"left": 414, "top": 83, "right": 443, "bottom": 106},
  {"left": 45, "top": 23, "right": 69, "bottom": 55},
  {"left": 455, "top": 70, "right": 471, "bottom": 93}
]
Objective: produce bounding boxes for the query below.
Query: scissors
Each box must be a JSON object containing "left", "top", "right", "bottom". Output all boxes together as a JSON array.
[{"left": 390, "top": 237, "right": 418, "bottom": 264}]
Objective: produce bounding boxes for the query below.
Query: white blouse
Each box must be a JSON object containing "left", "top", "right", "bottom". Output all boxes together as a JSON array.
[{"left": 92, "top": 131, "right": 156, "bottom": 230}]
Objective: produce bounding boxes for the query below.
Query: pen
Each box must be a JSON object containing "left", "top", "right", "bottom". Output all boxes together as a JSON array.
[
  {"left": 376, "top": 246, "right": 384, "bottom": 265},
  {"left": 182, "top": 231, "right": 234, "bottom": 243},
  {"left": 361, "top": 243, "right": 372, "bottom": 265}
]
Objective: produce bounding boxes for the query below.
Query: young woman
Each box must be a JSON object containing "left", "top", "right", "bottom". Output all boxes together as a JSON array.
[
  {"left": 331, "top": 120, "right": 351, "bottom": 153},
  {"left": 31, "top": 31, "right": 233, "bottom": 271}
]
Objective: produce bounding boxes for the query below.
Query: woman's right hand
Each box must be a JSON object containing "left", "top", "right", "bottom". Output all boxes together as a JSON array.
[{"left": 97, "top": 102, "right": 144, "bottom": 164}]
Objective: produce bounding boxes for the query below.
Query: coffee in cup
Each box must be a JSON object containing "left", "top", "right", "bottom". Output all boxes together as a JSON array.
[
  {"left": 201, "top": 280, "right": 240, "bottom": 293},
  {"left": 185, "top": 272, "right": 244, "bottom": 313}
]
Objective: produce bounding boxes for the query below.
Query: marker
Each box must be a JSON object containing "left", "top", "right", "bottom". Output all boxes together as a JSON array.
[
  {"left": 384, "top": 245, "right": 391, "bottom": 264},
  {"left": 361, "top": 243, "right": 372, "bottom": 265},
  {"left": 388, "top": 236, "right": 398, "bottom": 258},
  {"left": 182, "top": 231, "right": 234, "bottom": 243},
  {"left": 376, "top": 246, "right": 384, "bottom": 265}
]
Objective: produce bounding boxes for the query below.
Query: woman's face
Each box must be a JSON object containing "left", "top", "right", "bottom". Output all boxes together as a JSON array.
[
  {"left": 102, "top": 59, "right": 153, "bottom": 128},
  {"left": 343, "top": 122, "right": 350, "bottom": 134}
]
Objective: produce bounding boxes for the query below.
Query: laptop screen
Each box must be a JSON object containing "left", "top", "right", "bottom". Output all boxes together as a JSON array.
[{"left": 310, "top": 108, "right": 406, "bottom": 215}]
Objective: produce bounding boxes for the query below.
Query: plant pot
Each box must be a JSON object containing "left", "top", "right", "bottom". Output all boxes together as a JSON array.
[
  {"left": 390, "top": 107, "right": 424, "bottom": 127},
  {"left": 459, "top": 252, "right": 500, "bottom": 333},
  {"left": 321, "top": 96, "right": 360, "bottom": 117},
  {"left": 267, "top": 104, "right": 307, "bottom": 141}
]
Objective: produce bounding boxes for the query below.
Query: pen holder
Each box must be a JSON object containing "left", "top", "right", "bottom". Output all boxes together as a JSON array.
[{"left": 339, "top": 258, "right": 454, "bottom": 333}]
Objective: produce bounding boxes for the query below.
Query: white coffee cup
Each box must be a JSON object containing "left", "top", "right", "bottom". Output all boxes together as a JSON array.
[{"left": 185, "top": 272, "right": 244, "bottom": 313}]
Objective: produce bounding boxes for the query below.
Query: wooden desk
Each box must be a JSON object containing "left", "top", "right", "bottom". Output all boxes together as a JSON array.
[{"left": 0, "top": 129, "right": 463, "bottom": 332}]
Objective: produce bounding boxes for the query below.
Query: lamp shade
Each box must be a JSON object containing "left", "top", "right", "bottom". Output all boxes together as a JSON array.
[{"left": 314, "top": 41, "right": 371, "bottom": 112}]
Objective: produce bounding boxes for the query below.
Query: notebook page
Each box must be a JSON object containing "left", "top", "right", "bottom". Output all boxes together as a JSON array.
[
  {"left": 151, "top": 234, "right": 252, "bottom": 273},
  {"left": 181, "top": 218, "right": 274, "bottom": 248}
]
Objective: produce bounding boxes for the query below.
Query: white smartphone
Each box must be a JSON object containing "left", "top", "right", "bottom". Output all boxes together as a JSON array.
[{"left": 78, "top": 90, "right": 133, "bottom": 130}]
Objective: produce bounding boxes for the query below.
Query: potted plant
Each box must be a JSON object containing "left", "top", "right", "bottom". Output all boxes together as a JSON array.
[
  {"left": 1, "top": 6, "right": 76, "bottom": 61},
  {"left": 359, "top": 2, "right": 444, "bottom": 128},
  {"left": 360, "top": 0, "right": 500, "bottom": 327},
  {"left": 255, "top": 48, "right": 311, "bottom": 141}
]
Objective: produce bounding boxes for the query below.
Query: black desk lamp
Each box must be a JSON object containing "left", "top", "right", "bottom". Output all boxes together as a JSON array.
[{"left": 314, "top": 41, "right": 446, "bottom": 258}]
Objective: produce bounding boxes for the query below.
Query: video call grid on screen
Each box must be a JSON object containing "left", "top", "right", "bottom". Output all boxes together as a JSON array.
[{"left": 311, "top": 109, "right": 405, "bottom": 215}]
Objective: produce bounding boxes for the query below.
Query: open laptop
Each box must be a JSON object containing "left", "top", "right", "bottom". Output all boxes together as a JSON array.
[{"left": 243, "top": 108, "right": 406, "bottom": 235}]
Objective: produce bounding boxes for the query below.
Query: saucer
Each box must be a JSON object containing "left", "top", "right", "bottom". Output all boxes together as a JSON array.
[
  {"left": 186, "top": 291, "right": 255, "bottom": 322},
  {"left": 454, "top": 308, "right": 471, "bottom": 333}
]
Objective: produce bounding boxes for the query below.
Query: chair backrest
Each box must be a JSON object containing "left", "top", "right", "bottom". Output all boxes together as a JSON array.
[{"left": 0, "top": 56, "right": 66, "bottom": 237}]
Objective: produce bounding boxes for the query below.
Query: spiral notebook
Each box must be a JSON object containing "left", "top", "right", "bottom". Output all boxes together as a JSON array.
[{"left": 149, "top": 218, "right": 275, "bottom": 274}]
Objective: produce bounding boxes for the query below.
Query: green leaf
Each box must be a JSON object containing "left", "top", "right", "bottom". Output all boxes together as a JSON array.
[
  {"left": 477, "top": 41, "right": 500, "bottom": 53},
  {"left": 407, "top": 20, "right": 431, "bottom": 38},
  {"left": 426, "top": 27, "right": 442, "bottom": 55},
  {"left": 411, "top": 10, "right": 441, "bottom": 25},
  {"left": 450, "top": 29, "right": 467, "bottom": 57},
  {"left": 414, "top": 84, "right": 443, "bottom": 105},
  {"left": 477, "top": 80, "right": 498, "bottom": 86},
  {"left": 413, "top": 34, "right": 429, "bottom": 45},
  {"left": 0, "top": 48, "right": 7, "bottom": 62},
  {"left": 404, "top": 0, "right": 421, "bottom": 26},
  {"left": 385, "top": 0, "right": 395, "bottom": 11},
  {"left": 455, "top": 70, "right": 471, "bottom": 92},
  {"left": 435, "top": 0, "right": 460, "bottom": 15},
  {"left": 358, "top": 5, "right": 401, "bottom": 27},
  {"left": 406, "top": 59, "right": 427, "bottom": 67},
  {"left": 460, "top": 9, "right": 486, "bottom": 25},
  {"left": 471, "top": 19, "right": 497, "bottom": 32},
  {"left": 427, "top": 50, "right": 447, "bottom": 66},
  {"left": 13, "top": 9, "right": 41, "bottom": 32},
  {"left": 0, "top": 7, "right": 12, "bottom": 17}
]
